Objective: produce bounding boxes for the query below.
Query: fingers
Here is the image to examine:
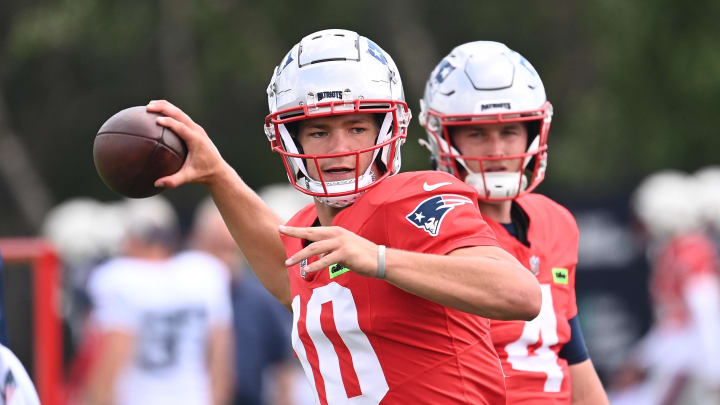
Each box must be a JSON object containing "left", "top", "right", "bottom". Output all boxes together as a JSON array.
[
  {"left": 279, "top": 225, "right": 338, "bottom": 242},
  {"left": 279, "top": 225, "right": 377, "bottom": 277},
  {"left": 289, "top": 240, "right": 334, "bottom": 264},
  {"left": 298, "top": 251, "right": 343, "bottom": 274},
  {"left": 156, "top": 116, "right": 196, "bottom": 145},
  {"left": 285, "top": 239, "right": 340, "bottom": 271},
  {"left": 154, "top": 171, "right": 188, "bottom": 189},
  {"left": 280, "top": 225, "right": 344, "bottom": 273},
  {"left": 146, "top": 100, "right": 199, "bottom": 130}
]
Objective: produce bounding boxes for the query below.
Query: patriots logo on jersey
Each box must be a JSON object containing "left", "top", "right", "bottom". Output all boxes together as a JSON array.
[
  {"left": 406, "top": 194, "right": 474, "bottom": 236},
  {"left": 366, "top": 40, "right": 388, "bottom": 65}
]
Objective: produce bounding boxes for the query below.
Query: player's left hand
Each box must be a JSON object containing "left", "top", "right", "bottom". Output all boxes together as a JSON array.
[{"left": 280, "top": 225, "right": 381, "bottom": 278}]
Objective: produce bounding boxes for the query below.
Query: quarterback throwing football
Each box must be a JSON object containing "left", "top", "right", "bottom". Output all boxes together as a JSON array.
[{"left": 147, "top": 29, "right": 541, "bottom": 404}]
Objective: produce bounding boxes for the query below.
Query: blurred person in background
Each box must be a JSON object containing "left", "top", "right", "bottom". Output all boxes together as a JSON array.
[
  {"left": 42, "top": 198, "right": 126, "bottom": 345},
  {"left": 83, "top": 196, "right": 233, "bottom": 405},
  {"left": 41, "top": 198, "right": 127, "bottom": 401},
  {"left": 610, "top": 170, "right": 720, "bottom": 405},
  {"left": 696, "top": 165, "right": 720, "bottom": 250},
  {"left": 419, "top": 41, "right": 608, "bottom": 404},
  {"left": 189, "top": 191, "right": 311, "bottom": 405}
]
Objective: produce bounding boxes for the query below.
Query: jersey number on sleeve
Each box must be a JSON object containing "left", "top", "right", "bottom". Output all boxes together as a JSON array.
[
  {"left": 292, "top": 282, "right": 389, "bottom": 405},
  {"left": 505, "top": 284, "right": 564, "bottom": 392}
]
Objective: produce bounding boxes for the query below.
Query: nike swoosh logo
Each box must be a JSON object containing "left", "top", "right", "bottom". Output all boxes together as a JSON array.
[{"left": 423, "top": 181, "right": 452, "bottom": 192}]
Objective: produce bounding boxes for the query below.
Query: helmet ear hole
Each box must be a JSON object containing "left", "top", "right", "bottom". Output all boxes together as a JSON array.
[
  {"left": 526, "top": 156, "right": 537, "bottom": 172},
  {"left": 285, "top": 121, "right": 299, "bottom": 138},
  {"left": 523, "top": 121, "right": 542, "bottom": 145},
  {"left": 373, "top": 113, "right": 386, "bottom": 130},
  {"left": 375, "top": 155, "right": 388, "bottom": 174}
]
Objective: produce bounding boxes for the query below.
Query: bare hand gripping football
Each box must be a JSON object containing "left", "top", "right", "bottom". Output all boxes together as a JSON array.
[{"left": 93, "top": 106, "right": 187, "bottom": 198}]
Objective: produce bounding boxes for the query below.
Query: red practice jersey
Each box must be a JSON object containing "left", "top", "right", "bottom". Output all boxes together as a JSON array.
[
  {"left": 651, "top": 232, "right": 720, "bottom": 328},
  {"left": 282, "top": 171, "right": 506, "bottom": 405},
  {"left": 487, "top": 194, "right": 579, "bottom": 404}
]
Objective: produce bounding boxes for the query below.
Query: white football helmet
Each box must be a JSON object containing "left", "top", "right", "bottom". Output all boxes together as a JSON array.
[
  {"left": 264, "top": 29, "right": 411, "bottom": 207},
  {"left": 695, "top": 165, "right": 720, "bottom": 231},
  {"left": 631, "top": 170, "right": 703, "bottom": 240},
  {"left": 42, "top": 198, "right": 126, "bottom": 268},
  {"left": 121, "top": 195, "right": 179, "bottom": 245},
  {"left": 419, "top": 41, "right": 552, "bottom": 200}
]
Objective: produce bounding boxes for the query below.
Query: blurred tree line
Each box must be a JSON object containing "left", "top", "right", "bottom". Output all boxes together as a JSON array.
[{"left": 1, "top": 0, "right": 719, "bottom": 235}]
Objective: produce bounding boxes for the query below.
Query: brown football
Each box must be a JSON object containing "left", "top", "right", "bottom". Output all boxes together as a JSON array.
[{"left": 93, "top": 106, "right": 187, "bottom": 198}]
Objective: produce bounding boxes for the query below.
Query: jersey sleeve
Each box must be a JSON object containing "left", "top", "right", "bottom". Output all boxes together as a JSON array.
[
  {"left": 558, "top": 315, "right": 590, "bottom": 365},
  {"left": 567, "top": 263, "right": 579, "bottom": 319},
  {"left": 380, "top": 173, "right": 498, "bottom": 255}
]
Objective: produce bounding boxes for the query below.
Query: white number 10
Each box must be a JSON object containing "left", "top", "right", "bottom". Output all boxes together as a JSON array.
[{"left": 292, "top": 282, "right": 389, "bottom": 405}]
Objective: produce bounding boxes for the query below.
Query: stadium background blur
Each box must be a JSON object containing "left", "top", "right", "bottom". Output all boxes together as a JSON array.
[{"left": 0, "top": 0, "right": 719, "bottom": 401}]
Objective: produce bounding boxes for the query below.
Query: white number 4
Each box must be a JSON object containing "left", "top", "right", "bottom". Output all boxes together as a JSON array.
[{"left": 505, "top": 284, "right": 564, "bottom": 392}]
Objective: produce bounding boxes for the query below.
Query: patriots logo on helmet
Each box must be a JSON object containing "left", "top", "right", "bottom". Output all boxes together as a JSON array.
[
  {"left": 366, "top": 40, "right": 388, "bottom": 65},
  {"left": 406, "top": 194, "right": 474, "bottom": 236},
  {"left": 518, "top": 54, "right": 537, "bottom": 77},
  {"left": 434, "top": 60, "right": 455, "bottom": 84},
  {"left": 281, "top": 51, "right": 294, "bottom": 71}
]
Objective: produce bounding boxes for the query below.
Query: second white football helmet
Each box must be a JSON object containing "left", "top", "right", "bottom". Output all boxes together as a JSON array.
[
  {"left": 264, "top": 29, "right": 411, "bottom": 207},
  {"left": 419, "top": 41, "right": 552, "bottom": 200},
  {"left": 695, "top": 165, "right": 720, "bottom": 231},
  {"left": 632, "top": 170, "right": 703, "bottom": 240}
]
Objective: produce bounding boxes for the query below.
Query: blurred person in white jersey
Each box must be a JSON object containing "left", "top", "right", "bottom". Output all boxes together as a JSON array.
[
  {"left": 189, "top": 191, "right": 311, "bottom": 405},
  {"left": 611, "top": 170, "right": 720, "bottom": 405},
  {"left": 84, "top": 196, "right": 233, "bottom": 405}
]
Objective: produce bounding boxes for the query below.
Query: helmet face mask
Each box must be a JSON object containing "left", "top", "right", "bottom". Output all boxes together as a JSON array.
[
  {"left": 420, "top": 41, "right": 552, "bottom": 201},
  {"left": 265, "top": 29, "right": 411, "bottom": 207}
]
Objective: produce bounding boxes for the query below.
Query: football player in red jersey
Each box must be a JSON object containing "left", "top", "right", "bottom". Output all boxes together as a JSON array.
[
  {"left": 145, "top": 29, "right": 542, "bottom": 405},
  {"left": 420, "top": 41, "right": 608, "bottom": 404},
  {"left": 610, "top": 170, "right": 720, "bottom": 405}
]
